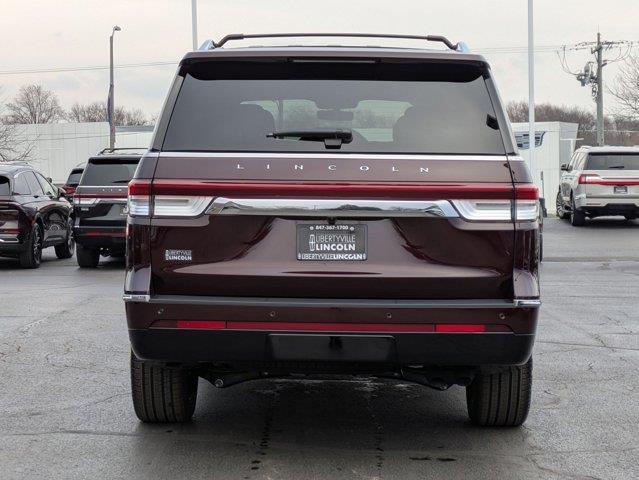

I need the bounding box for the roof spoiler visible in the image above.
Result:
[97,147,148,155]
[200,33,466,52]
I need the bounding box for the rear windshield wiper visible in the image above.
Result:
[267,129,352,149]
[608,165,625,169]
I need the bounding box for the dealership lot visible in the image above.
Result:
[0,218,637,480]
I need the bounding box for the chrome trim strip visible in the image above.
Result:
[514,299,542,307]
[123,294,150,303]
[0,237,20,243]
[159,152,510,162]
[207,198,459,218]
[141,295,539,309]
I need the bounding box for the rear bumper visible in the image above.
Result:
[74,226,126,248]
[126,295,539,367]
[576,196,639,211]
[0,234,27,254]
[129,328,535,366]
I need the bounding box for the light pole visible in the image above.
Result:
[191,0,198,50]
[527,0,535,182]
[109,25,121,151]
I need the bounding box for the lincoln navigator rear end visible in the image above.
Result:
[125,34,540,426]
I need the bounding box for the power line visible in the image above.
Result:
[0,44,590,76]
[0,61,176,76]
[558,34,635,145]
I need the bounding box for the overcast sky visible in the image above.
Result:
[2,0,639,119]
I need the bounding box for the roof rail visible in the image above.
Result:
[98,147,147,155]
[0,160,31,167]
[207,33,461,51]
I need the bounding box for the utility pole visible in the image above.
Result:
[563,33,631,147]
[108,26,121,151]
[191,0,198,50]
[595,33,604,146]
[527,0,535,179]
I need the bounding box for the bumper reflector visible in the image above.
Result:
[158,321,510,333]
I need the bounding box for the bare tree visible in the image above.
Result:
[66,102,106,123]
[506,101,596,128]
[609,54,639,119]
[65,102,151,126]
[5,84,63,124]
[0,87,34,162]
[506,100,639,147]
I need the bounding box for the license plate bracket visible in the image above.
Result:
[614,185,628,194]
[297,224,367,261]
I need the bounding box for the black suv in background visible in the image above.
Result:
[74,149,144,268]
[0,162,74,268]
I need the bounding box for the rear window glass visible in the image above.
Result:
[587,154,639,170]
[162,61,505,155]
[0,176,9,195]
[80,159,139,186]
[66,170,83,185]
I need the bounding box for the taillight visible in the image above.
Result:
[127,179,213,218]
[73,196,98,206]
[127,179,151,217]
[451,184,539,221]
[579,174,601,184]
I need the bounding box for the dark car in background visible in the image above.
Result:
[61,162,86,197]
[0,162,74,268]
[125,33,540,427]
[73,149,144,268]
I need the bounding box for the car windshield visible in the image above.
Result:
[162,61,506,155]
[587,154,639,170]
[80,159,139,186]
[0,176,9,195]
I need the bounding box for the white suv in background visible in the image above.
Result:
[556,146,639,226]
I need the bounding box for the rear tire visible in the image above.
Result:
[130,351,198,423]
[19,224,43,269]
[556,192,569,220]
[570,196,586,226]
[76,244,99,268]
[466,358,532,427]
[55,221,75,259]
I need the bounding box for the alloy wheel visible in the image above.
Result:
[33,227,42,263]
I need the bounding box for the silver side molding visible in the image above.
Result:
[207,198,459,218]
[123,294,150,303]
[514,299,542,308]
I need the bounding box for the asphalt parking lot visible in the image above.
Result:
[1,218,638,480]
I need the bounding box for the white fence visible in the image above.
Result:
[10,122,153,184]
[512,122,579,214]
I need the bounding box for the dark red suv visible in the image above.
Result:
[0,162,74,268]
[125,34,540,426]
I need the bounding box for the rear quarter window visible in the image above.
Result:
[80,159,139,186]
[0,176,10,195]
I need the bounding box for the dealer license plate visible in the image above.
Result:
[296,224,367,261]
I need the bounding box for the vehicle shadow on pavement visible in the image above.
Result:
[574,217,638,228]
[130,378,533,479]
[0,254,125,270]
